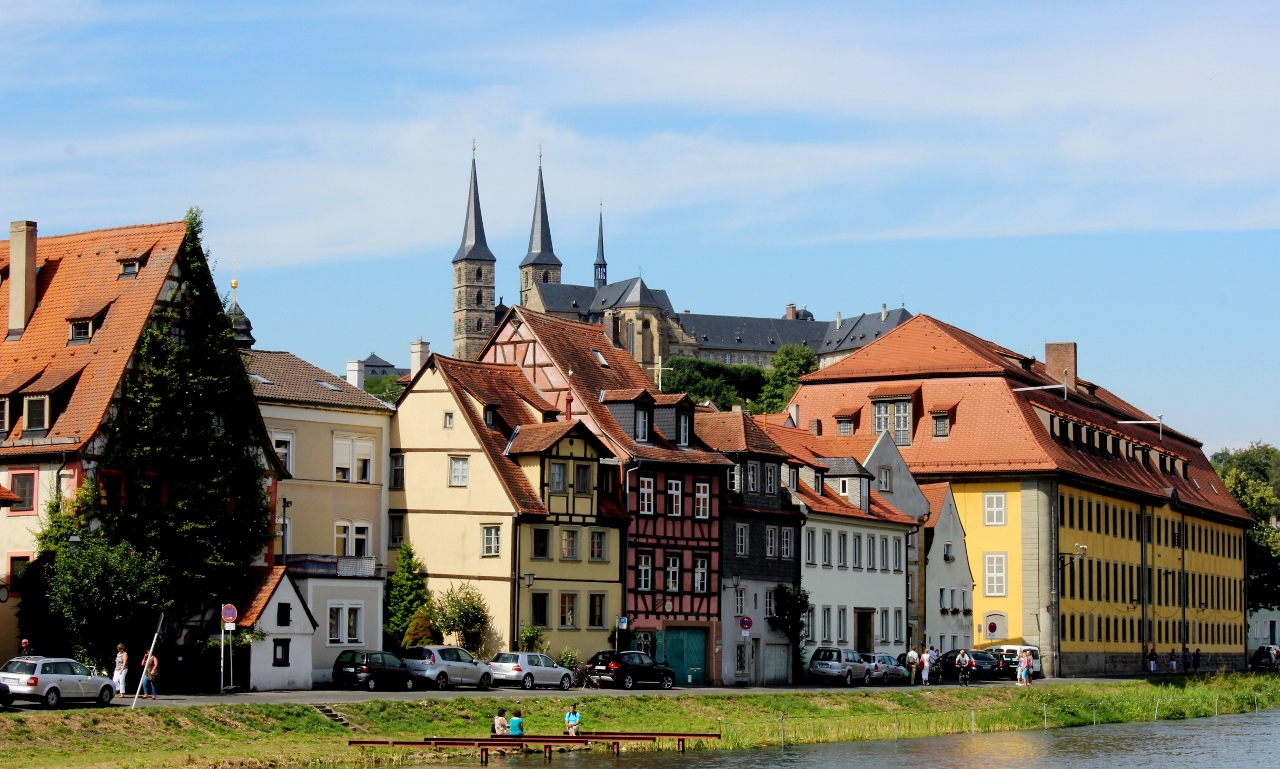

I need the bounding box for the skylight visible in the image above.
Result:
[249,374,274,385]
[590,349,610,367]
[316,380,341,391]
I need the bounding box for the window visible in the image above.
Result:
[822,607,832,642]
[532,593,550,627]
[120,260,139,276]
[806,608,815,641]
[637,554,653,591]
[678,414,690,446]
[665,556,680,592]
[780,528,793,558]
[444,411,455,429]
[878,467,892,492]
[837,607,848,642]
[532,528,551,559]
[838,419,852,436]
[821,530,832,566]
[765,464,776,493]
[805,528,817,565]
[589,530,607,561]
[328,604,363,644]
[893,538,902,572]
[873,402,890,434]
[694,482,710,518]
[747,462,759,492]
[851,534,862,567]
[575,463,592,494]
[561,528,579,560]
[354,439,373,483]
[559,593,577,627]
[933,414,950,437]
[837,532,848,567]
[894,609,904,643]
[985,553,1007,596]
[815,473,824,494]
[390,454,404,489]
[635,410,650,442]
[765,589,775,616]
[450,456,469,486]
[273,435,293,473]
[734,587,745,616]
[0,400,6,432]
[984,492,1007,526]
[25,397,48,432]
[589,594,606,627]
[943,541,954,561]
[389,513,405,546]
[639,477,655,514]
[335,522,350,555]
[9,473,35,512]
[482,525,501,556]
[880,608,889,643]
[484,406,496,427]
[550,462,566,492]
[353,525,369,557]
[765,526,778,557]
[839,478,850,496]
[9,555,31,585]
[667,479,683,516]
[736,523,749,556]
[893,401,911,445]
[939,587,947,609]
[590,348,610,367]
[867,535,876,570]
[273,638,291,667]
[789,466,799,489]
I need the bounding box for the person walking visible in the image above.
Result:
[509,709,525,737]
[1147,650,1157,675]
[1024,651,1036,686]
[906,647,920,686]
[18,639,35,657]
[112,644,128,697]
[493,708,510,736]
[1016,650,1028,686]
[1167,648,1177,675]
[565,704,581,736]
[1193,648,1202,674]
[1181,648,1192,675]
[920,647,932,686]
[141,652,159,699]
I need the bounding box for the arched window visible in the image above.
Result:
[542,271,549,283]
[475,290,483,306]
[476,318,484,332]
[475,267,482,281]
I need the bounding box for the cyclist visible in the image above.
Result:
[955,648,972,687]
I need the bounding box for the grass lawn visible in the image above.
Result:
[3,674,1279,768]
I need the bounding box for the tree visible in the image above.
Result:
[364,374,404,403]
[765,582,811,683]
[661,357,765,411]
[385,539,429,647]
[402,603,442,648]
[436,583,492,653]
[754,343,816,413]
[1214,444,1280,611]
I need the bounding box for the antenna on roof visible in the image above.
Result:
[1117,414,1165,441]
[1012,369,1070,401]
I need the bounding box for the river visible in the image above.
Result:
[440,707,1279,768]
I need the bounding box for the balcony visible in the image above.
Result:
[277,554,381,578]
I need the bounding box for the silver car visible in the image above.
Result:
[401,646,493,690]
[866,653,909,685]
[809,647,872,686]
[1,657,115,708]
[489,652,574,690]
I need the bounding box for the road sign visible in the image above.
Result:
[222,604,238,623]
[988,621,997,634]
[617,617,628,630]
[224,622,236,631]
[739,616,753,631]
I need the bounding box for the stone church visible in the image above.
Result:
[451,160,910,378]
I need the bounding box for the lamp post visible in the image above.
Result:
[67,535,82,554]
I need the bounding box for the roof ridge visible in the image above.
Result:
[0,220,185,242]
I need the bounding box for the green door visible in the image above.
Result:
[664,628,707,686]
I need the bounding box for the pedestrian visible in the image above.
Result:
[509,709,525,737]
[18,638,35,657]
[906,647,919,686]
[1193,648,1202,674]
[1181,647,1192,675]
[1017,650,1028,686]
[920,647,932,686]
[1167,648,1177,675]
[1025,651,1035,686]
[1147,650,1157,675]
[493,708,510,736]
[141,651,159,699]
[112,644,128,696]
[565,704,581,736]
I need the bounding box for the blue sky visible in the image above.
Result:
[3,0,1279,451]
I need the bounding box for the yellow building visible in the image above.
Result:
[791,316,1251,676]
[391,353,622,657]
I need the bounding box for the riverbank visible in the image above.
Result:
[2,675,1279,769]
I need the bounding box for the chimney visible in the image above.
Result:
[788,403,800,428]
[7,220,37,339]
[731,404,743,413]
[835,312,842,330]
[809,418,822,437]
[880,303,887,322]
[410,337,429,377]
[784,303,797,320]
[1045,342,1077,392]
[346,360,364,390]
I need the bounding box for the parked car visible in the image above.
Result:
[586,650,676,690]
[986,645,1042,679]
[939,649,1004,681]
[0,657,114,708]
[331,650,415,691]
[0,680,10,708]
[400,646,493,690]
[489,652,573,690]
[866,653,909,684]
[808,647,856,685]
[1250,645,1280,672]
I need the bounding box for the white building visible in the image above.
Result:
[1250,609,1280,651]
[919,483,976,654]
[235,566,317,690]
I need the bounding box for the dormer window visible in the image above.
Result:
[484,406,496,427]
[119,260,139,278]
[635,409,650,442]
[815,473,824,495]
[933,414,950,437]
[678,413,690,446]
[837,419,852,436]
[0,400,7,432]
[24,396,49,432]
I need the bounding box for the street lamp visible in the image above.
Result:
[523,573,535,588]
[67,535,82,554]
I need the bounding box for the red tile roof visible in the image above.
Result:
[506,420,611,459]
[236,566,317,629]
[917,482,951,529]
[600,388,651,403]
[0,483,18,505]
[789,315,1248,524]
[244,350,393,413]
[695,410,789,457]
[753,417,879,467]
[0,222,188,459]
[790,479,917,525]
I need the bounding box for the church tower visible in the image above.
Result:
[452,158,496,361]
[594,210,607,289]
[518,165,562,305]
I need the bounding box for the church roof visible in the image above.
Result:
[520,166,561,268]
[677,313,827,353]
[227,299,256,348]
[595,212,606,266]
[531,276,675,316]
[453,159,496,264]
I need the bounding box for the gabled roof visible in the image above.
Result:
[453,159,496,263]
[818,307,913,355]
[917,482,952,529]
[362,353,395,368]
[677,313,828,353]
[244,350,394,413]
[534,277,676,317]
[695,410,789,458]
[0,483,18,505]
[520,166,560,268]
[753,416,879,467]
[236,566,318,630]
[505,420,612,458]
[791,479,916,525]
[0,221,189,458]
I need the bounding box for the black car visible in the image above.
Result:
[939,650,1004,681]
[332,650,415,691]
[0,681,10,708]
[1251,646,1279,672]
[586,650,676,690]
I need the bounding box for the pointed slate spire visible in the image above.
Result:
[594,210,607,289]
[453,159,496,263]
[519,166,561,267]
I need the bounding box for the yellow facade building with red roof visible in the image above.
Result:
[787,315,1250,676]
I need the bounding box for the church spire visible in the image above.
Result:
[594,209,607,289]
[453,158,495,263]
[519,165,561,268]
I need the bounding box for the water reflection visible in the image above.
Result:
[434,707,1278,768]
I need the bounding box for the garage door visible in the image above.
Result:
[665,628,707,685]
[764,644,790,685]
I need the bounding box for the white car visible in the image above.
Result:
[489,652,574,690]
[1,657,115,708]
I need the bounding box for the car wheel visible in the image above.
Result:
[366,677,377,692]
[44,688,61,709]
[845,671,854,687]
[622,675,635,690]
[560,675,572,691]
[521,674,535,690]
[478,674,492,691]
[661,675,674,690]
[97,686,114,707]
[864,670,872,685]
[435,673,449,691]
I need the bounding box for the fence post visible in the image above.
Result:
[1215,696,1219,717]
[894,713,899,741]
[1043,703,1048,730]
[1153,699,1159,721]
[1092,703,1097,726]
[1255,695,1259,714]
[780,713,785,748]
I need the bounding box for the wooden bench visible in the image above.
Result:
[351,731,715,764]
